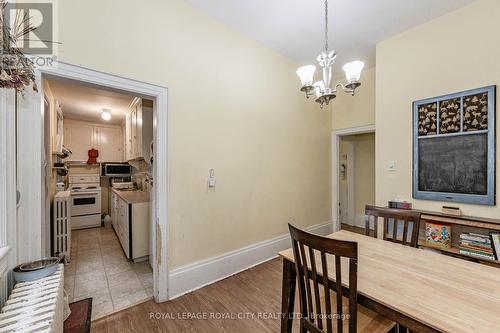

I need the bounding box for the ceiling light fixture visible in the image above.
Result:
[296,0,364,108]
[101,108,112,121]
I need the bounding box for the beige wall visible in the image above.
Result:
[376,0,500,217]
[55,0,331,268]
[339,133,375,226]
[331,67,376,130]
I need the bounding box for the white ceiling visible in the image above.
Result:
[46,77,136,125]
[184,0,475,71]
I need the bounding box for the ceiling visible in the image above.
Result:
[184,0,475,71]
[46,76,136,125]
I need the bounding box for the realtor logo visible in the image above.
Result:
[3,2,53,55]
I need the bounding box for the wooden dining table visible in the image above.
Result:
[279,230,500,333]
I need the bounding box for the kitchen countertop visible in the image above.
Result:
[111,187,150,204]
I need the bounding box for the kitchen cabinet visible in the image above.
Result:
[94,126,123,162]
[64,119,123,162]
[109,189,150,261]
[125,98,153,161]
[64,121,94,161]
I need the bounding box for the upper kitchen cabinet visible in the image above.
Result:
[125,98,153,162]
[95,126,123,162]
[64,119,123,162]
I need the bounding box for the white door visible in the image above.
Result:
[95,126,123,162]
[339,140,355,226]
[64,122,94,161]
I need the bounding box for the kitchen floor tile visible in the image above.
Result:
[112,289,149,312]
[131,261,152,274]
[137,272,153,288]
[75,268,106,285]
[104,261,132,276]
[92,299,114,320]
[74,278,109,298]
[65,227,153,321]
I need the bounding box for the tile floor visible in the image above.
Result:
[64,227,153,320]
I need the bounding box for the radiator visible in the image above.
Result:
[53,191,72,262]
[0,265,64,333]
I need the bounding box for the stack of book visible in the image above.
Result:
[459,233,495,260]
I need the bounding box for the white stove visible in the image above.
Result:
[68,174,102,230]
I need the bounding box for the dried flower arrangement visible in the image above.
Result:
[0,0,38,91]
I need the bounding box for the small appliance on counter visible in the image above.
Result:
[111,179,135,191]
[102,163,132,177]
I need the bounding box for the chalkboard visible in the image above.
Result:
[418,134,487,195]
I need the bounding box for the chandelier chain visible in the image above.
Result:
[324,0,328,52]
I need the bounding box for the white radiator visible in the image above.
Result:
[53,191,72,262]
[0,265,64,333]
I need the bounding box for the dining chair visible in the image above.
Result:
[288,224,396,333]
[364,205,422,248]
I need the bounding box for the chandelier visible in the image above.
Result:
[296,0,364,108]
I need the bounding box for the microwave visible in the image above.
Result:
[102,163,132,177]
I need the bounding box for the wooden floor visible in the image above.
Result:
[91,258,299,332]
[92,226,368,332]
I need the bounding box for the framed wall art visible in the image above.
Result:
[412,85,496,205]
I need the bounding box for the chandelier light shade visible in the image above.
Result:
[297,0,364,108]
[296,65,316,87]
[343,60,365,85]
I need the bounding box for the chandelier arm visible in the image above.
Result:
[332,82,344,93]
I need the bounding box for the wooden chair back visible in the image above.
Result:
[364,205,421,247]
[288,223,358,333]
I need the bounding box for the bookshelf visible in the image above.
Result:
[417,210,500,267]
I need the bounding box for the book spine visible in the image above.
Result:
[459,241,493,251]
[459,249,495,260]
[460,234,491,244]
[459,244,493,253]
[490,234,500,260]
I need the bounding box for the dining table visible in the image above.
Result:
[279,230,500,333]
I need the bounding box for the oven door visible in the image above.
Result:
[71,191,102,216]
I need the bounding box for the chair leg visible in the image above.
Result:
[387,325,398,333]
[300,320,307,333]
[397,324,411,333]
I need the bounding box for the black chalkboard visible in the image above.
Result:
[418,133,488,195]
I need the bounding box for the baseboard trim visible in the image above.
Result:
[168,221,333,299]
[355,214,366,229]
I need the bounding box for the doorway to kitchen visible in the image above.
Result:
[13,62,169,319]
[43,76,157,319]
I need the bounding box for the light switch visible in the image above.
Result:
[208,169,216,188]
[388,160,396,172]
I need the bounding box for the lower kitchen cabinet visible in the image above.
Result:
[109,190,150,261]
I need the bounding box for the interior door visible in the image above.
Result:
[339,140,355,226]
